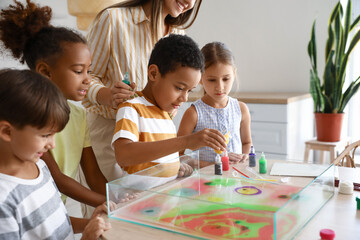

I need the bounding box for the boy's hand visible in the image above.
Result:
[118,192,139,203]
[80,216,111,240]
[187,128,227,152]
[110,81,136,108]
[81,202,112,240]
[177,162,193,178]
[229,152,248,164]
[91,202,108,218]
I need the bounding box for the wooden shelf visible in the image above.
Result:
[188,92,311,104]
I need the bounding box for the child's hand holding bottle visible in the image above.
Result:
[213,131,230,154]
[187,128,227,153]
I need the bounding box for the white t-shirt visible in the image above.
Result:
[0,160,74,239]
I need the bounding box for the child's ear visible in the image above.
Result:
[148,64,160,82]
[0,121,13,142]
[36,62,52,79]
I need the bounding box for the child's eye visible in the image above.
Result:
[87,70,92,74]
[42,134,51,138]
[176,86,183,91]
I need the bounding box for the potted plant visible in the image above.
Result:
[308,0,360,142]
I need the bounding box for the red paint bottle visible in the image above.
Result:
[221,151,229,171]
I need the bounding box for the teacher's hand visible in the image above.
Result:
[111,81,137,109]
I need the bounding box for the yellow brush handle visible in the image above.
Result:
[253,179,277,182]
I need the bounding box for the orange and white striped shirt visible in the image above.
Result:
[112,92,180,177]
[83,6,185,120]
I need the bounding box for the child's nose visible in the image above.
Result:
[179,91,188,102]
[46,135,56,150]
[216,81,224,90]
[83,73,91,85]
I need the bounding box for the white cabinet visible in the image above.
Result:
[247,96,313,160]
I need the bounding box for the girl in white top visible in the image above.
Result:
[178,42,253,166]
[83,0,203,181]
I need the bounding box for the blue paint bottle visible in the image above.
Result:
[249,146,256,167]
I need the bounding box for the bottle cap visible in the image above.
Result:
[122,72,130,85]
[250,146,255,154]
[222,150,228,157]
[320,229,335,240]
[338,180,354,195]
[215,154,221,163]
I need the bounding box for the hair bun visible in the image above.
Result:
[0,0,52,60]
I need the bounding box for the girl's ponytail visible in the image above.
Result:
[0,0,52,63]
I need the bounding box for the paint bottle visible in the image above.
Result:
[259,152,267,174]
[215,154,223,175]
[221,151,229,171]
[249,145,256,167]
[122,72,130,85]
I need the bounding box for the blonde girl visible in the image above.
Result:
[178,42,252,165]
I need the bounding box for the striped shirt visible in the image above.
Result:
[193,97,242,162]
[0,160,74,240]
[112,92,180,177]
[83,5,185,120]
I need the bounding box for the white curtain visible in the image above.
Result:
[346,0,360,142]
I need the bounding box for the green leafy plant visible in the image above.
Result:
[308,0,360,113]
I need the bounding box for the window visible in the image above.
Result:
[346,0,360,143]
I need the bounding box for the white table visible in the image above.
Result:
[101,161,360,240]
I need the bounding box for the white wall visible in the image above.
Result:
[187,0,338,92]
[1,0,338,93]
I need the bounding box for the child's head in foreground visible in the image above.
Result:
[0,0,91,101]
[144,34,204,112]
[200,42,236,97]
[0,69,69,162]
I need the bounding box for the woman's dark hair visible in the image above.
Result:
[0,0,86,70]
[0,69,69,130]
